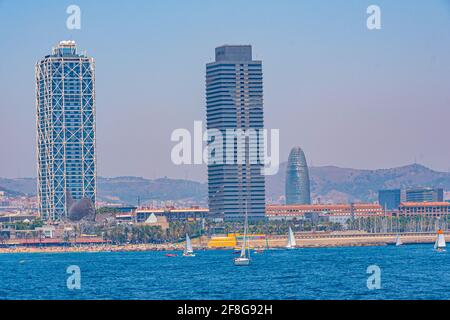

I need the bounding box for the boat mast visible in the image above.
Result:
[245,200,249,258]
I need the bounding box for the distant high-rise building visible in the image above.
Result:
[36,41,96,221]
[206,45,266,221]
[378,189,401,210]
[285,147,311,205]
[405,188,444,203]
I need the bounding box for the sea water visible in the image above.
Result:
[0,244,449,300]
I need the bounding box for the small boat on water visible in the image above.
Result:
[182,233,195,257]
[165,253,177,257]
[234,202,251,266]
[234,248,250,266]
[286,226,297,249]
[395,234,403,246]
[434,230,446,252]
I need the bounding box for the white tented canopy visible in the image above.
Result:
[144,213,158,224]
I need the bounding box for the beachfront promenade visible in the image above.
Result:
[263,232,438,248]
[0,232,440,254]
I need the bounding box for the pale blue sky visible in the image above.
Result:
[1,0,450,180]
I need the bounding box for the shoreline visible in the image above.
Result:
[0,233,438,254]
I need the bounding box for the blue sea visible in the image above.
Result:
[1,244,449,300]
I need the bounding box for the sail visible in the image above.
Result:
[185,234,193,253]
[437,233,446,248]
[240,204,249,258]
[395,234,402,246]
[287,227,296,248]
[240,236,247,258]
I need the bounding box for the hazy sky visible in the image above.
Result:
[1,0,450,181]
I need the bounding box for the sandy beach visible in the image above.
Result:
[0,243,184,254]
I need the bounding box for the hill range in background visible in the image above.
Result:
[267,163,450,203]
[97,176,207,204]
[0,176,207,205]
[1,164,449,205]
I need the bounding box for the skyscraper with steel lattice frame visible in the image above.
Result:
[206,45,266,221]
[285,147,311,205]
[36,41,96,221]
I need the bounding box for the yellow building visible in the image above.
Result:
[207,234,237,248]
[207,233,266,248]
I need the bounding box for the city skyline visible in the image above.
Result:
[1,1,450,181]
[2,0,450,304]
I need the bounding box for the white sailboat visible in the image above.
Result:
[395,234,403,246]
[234,203,250,266]
[434,230,446,252]
[183,233,195,257]
[286,226,297,249]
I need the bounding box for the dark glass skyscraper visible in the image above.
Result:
[36,41,96,221]
[285,147,311,205]
[206,45,266,221]
[378,189,401,210]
